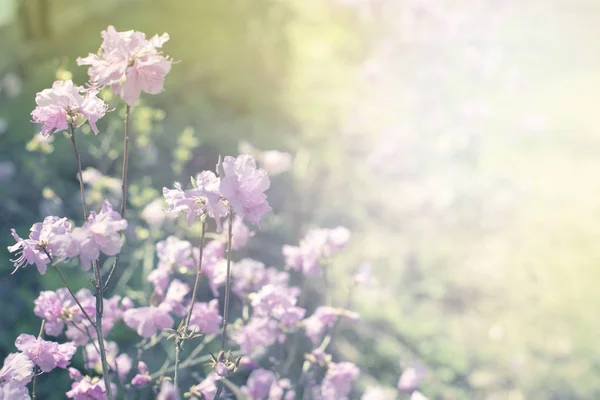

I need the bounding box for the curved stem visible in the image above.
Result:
[104,105,132,291]
[92,260,113,399]
[69,125,88,220]
[184,219,207,327]
[31,321,45,400]
[120,105,131,218]
[220,211,234,350]
[44,249,94,327]
[215,211,234,400]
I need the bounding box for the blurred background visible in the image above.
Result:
[1,0,600,399]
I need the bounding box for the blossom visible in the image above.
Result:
[159,279,190,317]
[34,288,82,336]
[156,236,193,270]
[233,318,279,356]
[123,306,174,338]
[15,334,76,373]
[29,216,78,262]
[397,364,427,392]
[231,259,289,298]
[185,171,229,230]
[163,171,228,228]
[320,362,360,400]
[157,379,179,400]
[303,307,359,344]
[242,369,276,400]
[131,361,151,387]
[219,154,271,225]
[249,284,305,329]
[189,374,218,400]
[269,379,295,400]
[283,227,351,276]
[7,229,49,274]
[0,353,33,386]
[191,241,226,296]
[71,200,127,270]
[31,80,107,136]
[0,383,30,400]
[84,342,132,381]
[66,370,113,400]
[77,26,172,106]
[188,299,222,335]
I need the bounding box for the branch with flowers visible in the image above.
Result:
[1,25,429,400]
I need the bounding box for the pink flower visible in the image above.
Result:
[242,369,276,400]
[0,383,30,400]
[189,374,218,400]
[66,370,114,400]
[163,171,228,229]
[157,379,179,400]
[397,364,427,392]
[233,318,279,356]
[0,353,34,386]
[219,154,271,225]
[30,216,78,262]
[185,171,229,230]
[156,236,193,270]
[72,200,127,270]
[31,80,108,136]
[320,362,360,400]
[188,299,222,335]
[231,259,289,298]
[7,229,49,274]
[77,26,172,106]
[131,361,151,387]
[303,307,359,344]
[14,334,76,373]
[283,227,351,276]
[123,306,174,338]
[249,284,305,329]
[34,288,82,336]
[160,279,190,317]
[84,341,132,381]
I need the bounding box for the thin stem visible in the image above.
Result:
[174,340,182,390]
[69,125,88,220]
[184,219,207,327]
[173,219,207,390]
[220,211,234,349]
[92,261,113,399]
[70,322,100,354]
[120,105,131,218]
[104,105,132,291]
[31,321,45,400]
[215,211,234,400]
[45,252,94,327]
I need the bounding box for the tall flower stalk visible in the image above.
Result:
[69,126,113,399]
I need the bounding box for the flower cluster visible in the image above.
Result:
[8,200,127,274]
[283,226,351,276]
[5,23,437,400]
[164,154,271,227]
[77,25,172,105]
[31,80,108,137]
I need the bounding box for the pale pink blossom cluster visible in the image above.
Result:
[31,80,107,137]
[163,154,271,227]
[77,25,172,105]
[8,200,127,274]
[283,226,351,276]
